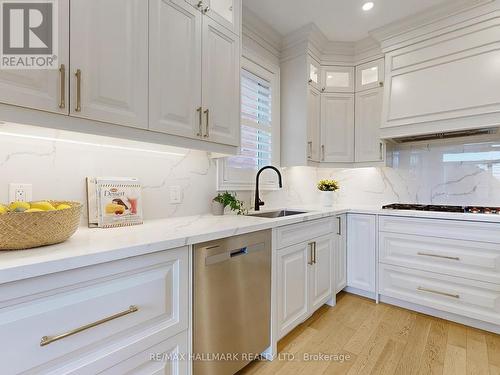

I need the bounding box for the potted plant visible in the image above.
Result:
[212,192,247,216]
[317,179,339,207]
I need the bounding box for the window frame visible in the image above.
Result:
[217,53,280,191]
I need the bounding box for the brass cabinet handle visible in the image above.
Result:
[417,252,460,261]
[40,305,138,347]
[307,141,313,159]
[196,107,203,136]
[337,216,341,235]
[204,6,210,13]
[313,242,317,264]
[196,0,203,8]
[308,242,314,265]
[321,145,325,161]
[379,142,384,160]
[203,108,209,138]
[74,69,82,112]
[379,81,384,87]
[58,64,65,109]
[321,87,325,92]
[417,287,459,299]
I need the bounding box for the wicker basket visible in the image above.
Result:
[0,201,82,250]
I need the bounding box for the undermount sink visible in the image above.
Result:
[247,210,308,218]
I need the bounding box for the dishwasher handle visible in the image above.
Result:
[230,247,248,257]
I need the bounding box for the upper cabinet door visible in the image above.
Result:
[356,58,384,92]
[320,66,354,93]
[307,87,321,162]
[320,93,355,163]
[149,0,202,139]
[355,87,384,163]
[308,57,321,91]
[0,0,69,114]
[185,0,240,35]
[202,17,240,146]
[70,0,148,129]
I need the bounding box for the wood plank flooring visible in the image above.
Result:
[239,292,500,375]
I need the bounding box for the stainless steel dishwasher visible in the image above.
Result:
[193,230,271,375]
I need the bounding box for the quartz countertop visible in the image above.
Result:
[2,205,500,284]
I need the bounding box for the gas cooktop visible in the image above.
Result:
[382,204,500,214]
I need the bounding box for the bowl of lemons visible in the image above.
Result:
[0,201,82,250]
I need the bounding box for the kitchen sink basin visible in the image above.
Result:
[247,210,308,218]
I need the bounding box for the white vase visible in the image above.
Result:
[211,201,225,215]
[319,191,335,207]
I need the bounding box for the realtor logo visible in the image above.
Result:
[0,0,58,69]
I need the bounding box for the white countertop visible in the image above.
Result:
[2,205,500,284]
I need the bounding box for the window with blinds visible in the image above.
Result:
[227,68,272,170]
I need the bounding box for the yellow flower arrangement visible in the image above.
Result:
[317,179,339,192]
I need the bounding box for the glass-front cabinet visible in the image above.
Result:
[186,0,241,36]
[355,58,384,92]
[308,56,321,91]
[320,66,354,93]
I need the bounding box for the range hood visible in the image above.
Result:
[390,128,499,144]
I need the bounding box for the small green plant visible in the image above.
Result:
[317,179,339,192]
[213,191,247,215]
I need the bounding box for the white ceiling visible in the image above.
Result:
[243,0,451,42]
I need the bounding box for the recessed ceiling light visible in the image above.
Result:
[362,2,374,11]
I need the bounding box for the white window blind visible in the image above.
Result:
[228,68,272,170]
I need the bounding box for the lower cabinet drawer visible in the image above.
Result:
[379,264,500,326]
[99,331,188,375]
[379,232,500,284]
[275,217,335,249]
[0,247,188,375]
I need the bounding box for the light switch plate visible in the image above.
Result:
[169,185,182,204]
[9,183,32,203]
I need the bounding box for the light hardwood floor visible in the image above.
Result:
[239,292,500,375]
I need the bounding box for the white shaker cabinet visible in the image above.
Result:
[70,0,148,129]
[355,59,384,92]
[307,87,321,162]
[201,17,240,146]
[347,214,376,296]
[276,218,335,339]
[186,0,241,36]
[149,0,203,139]
[320,66,354,93]
[277,242,310,339]
[355,87,384,163]
[320,93,355,162]
[334,215,347,294]
[0,0,69,114]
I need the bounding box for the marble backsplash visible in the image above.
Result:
[1,122,500,222]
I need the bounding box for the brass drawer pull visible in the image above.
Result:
[312,242,317,264]
[417,287,459,299]
[417,252,460,261]
[58,64,65,109]
[307,141,312,159]
[308,242,314,265]
[74,69,82,112]
[204,108,209,138]
[40,305,139,347]
[196,107,203,136]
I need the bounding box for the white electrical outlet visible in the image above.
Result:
[9,183,32,203]
[169,186,182,204]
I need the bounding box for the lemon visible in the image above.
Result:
[0,205,8,215]
[9,201,30,211]
[30,201,56,211]
[25,208,44,213]
[56,204,71,210]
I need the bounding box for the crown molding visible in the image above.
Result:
[242,6,283,60]
[370,0,496,51]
